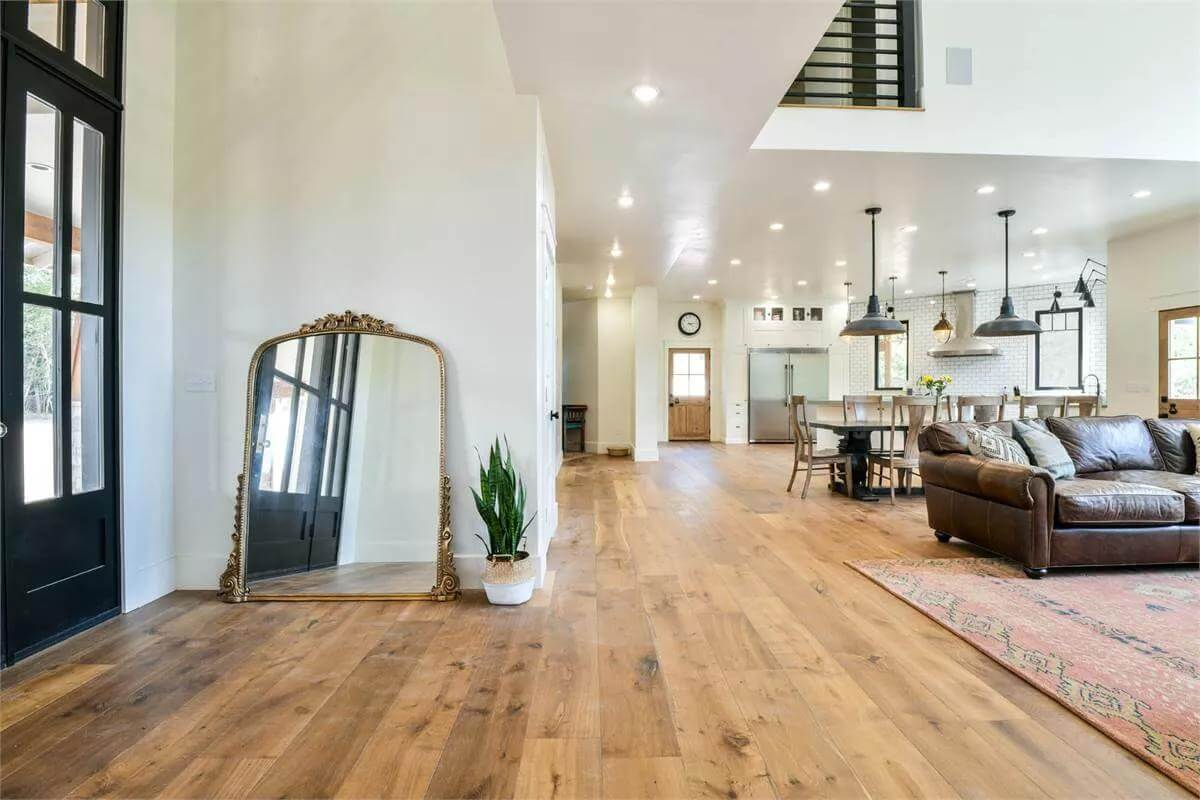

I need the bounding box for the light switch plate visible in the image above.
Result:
[185,372,216,393]
[946,47,973,85]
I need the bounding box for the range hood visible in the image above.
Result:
[927,291,1000,358]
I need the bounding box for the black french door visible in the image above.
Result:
[246,334,359,580]
[1,51,120,663]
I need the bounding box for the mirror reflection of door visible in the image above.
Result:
[247,334,358,580]
[668,348,711,441]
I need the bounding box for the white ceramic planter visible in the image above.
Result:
[482,552,535,606]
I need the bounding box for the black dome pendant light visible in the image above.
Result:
[974,209,1043,337]
[932,269,953,344]
[839,207,906,337]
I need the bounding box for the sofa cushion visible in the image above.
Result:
[1085,470,1200,521]
[919,421,1015,455]
[1145,418,1200,474]
[1046,415,1165,474]
[1053,479,1184,527]
[965,426,1030,465]
[1012,419,1075,479]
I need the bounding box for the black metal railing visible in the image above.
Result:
[782,0,920,108]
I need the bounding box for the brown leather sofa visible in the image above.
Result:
[918,415,1199,577]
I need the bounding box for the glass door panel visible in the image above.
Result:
[73,0,105,75]
[70,118,103,302]
[27,0,64,48]
[23,304,62,502]
[70,312,104,493]
[24,94,60,296]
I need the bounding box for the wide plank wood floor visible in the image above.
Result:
[0,443,1186,799]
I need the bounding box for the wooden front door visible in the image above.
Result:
[1159,306,1200,418]
[668,348,711,441]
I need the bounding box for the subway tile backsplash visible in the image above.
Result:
[846,281,1106,397]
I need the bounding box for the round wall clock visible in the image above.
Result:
[678,312,701,336]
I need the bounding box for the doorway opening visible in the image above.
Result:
[668,348,711,441]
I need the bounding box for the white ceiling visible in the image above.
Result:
[494,1,1200,305]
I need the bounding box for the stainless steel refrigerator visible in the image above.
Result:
[748,348,830,442]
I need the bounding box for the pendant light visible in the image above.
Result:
[839,281,854,344]
[1049,286,1063,314]
[932,270,953,344]
[887,275,898,318]
[839,208,906,337]
[974,209,1043,337]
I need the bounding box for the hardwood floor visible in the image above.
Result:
[0,443,1185,799]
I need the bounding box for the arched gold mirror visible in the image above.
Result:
[219,312,459,601]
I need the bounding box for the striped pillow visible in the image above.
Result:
[966,426,1030,466]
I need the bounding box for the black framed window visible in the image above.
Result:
[1035,308,1083,390]
[2,0,123,104]
[875,320,909,390]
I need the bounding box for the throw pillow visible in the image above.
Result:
[966,426,1030,466]
[1012,419,1076,479]
[1187,423,1200,476]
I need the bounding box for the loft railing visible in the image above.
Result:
[782,0,920,109]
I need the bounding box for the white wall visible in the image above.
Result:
[597,299,634,450]
[845,282,1107,398]
[755,0,1200,163]
[120,0,177,611]
[1107,216,1200,417]
[170,1,550,589]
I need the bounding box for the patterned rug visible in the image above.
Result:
[847,557,1200,793]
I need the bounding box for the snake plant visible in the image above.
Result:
[470,437,536,559]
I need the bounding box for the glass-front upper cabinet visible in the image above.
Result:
[2,0,122,102]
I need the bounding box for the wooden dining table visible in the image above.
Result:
[807,420,923,502]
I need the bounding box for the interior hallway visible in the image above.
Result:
[0,444,1184,799]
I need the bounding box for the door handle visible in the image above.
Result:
[550,410,560,420]
[1168,402,1178,415]
[0,421,7,439]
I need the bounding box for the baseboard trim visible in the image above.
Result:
[634,447,659,462]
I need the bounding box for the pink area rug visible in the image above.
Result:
[847,557,1200,793]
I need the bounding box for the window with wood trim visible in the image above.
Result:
[1160,306,1200,418]
[874,320,908,390]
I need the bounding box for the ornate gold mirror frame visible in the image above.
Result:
[218,311,460,602]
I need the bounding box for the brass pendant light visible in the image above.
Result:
[974,209,1043,337]
[839,207,906,337]
[932,269,953,344]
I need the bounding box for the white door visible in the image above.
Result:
[538,205,559,546]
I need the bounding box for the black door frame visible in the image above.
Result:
[1,1,124,665]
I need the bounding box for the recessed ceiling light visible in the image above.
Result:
[1131,189,1152,199]
[632,84,660,104]
[769,294,779,301]
[769,222,784,231]
[729,258,741,266]
[848,295,856,301]
[796,280,808,286]
[27,162,52,172]
[966,281,977,288]
[834,259,847,267]
[707,279,718,285]
[1032,263,1044,270]
[812,180,832,192]
[585,284,594,291]
[1023,250,1036,258]
[604,287,613,298]
[617,193,634,209]
[929,299,937,305]
[898,225,919,233]
[606,273,615,287]
[903,289,913,295]
[692,294,701,300]
[1032,227,1048,235]
[976,185,996,195]
[610,241,622,258]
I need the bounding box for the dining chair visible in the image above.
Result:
[843,394,886,456]
[1019,395,1068,419]
[867,395,937,505]
[956,394,1006,422]
[1065,395,1099,417]
[787,396,853,499]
